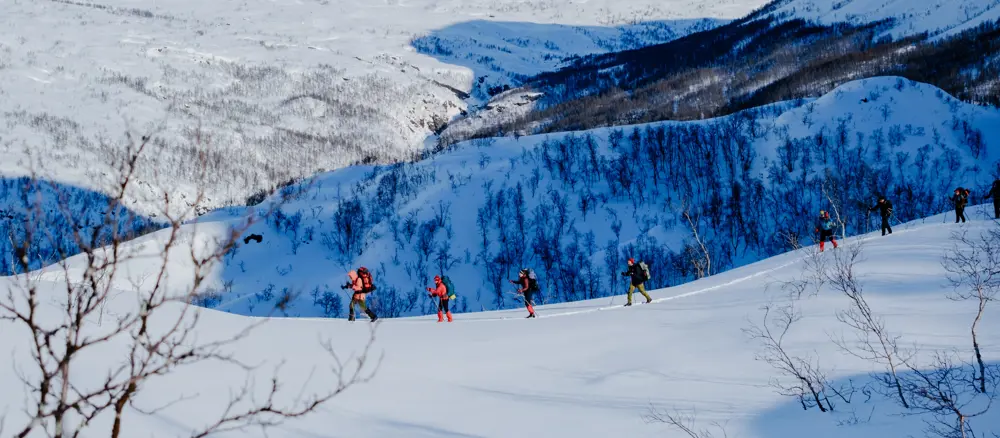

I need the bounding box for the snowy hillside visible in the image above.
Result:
[169,77,1000,319]
[760,0,1000,39]
[0,0,764,216]
[1,203,997,437]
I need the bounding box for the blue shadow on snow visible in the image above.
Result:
[0,177,162,275]
[750,361,1000,437]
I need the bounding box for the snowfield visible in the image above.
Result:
[0,0,766,215]
[1,205,997,437]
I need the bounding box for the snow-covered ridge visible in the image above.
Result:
[761,0,1000,39]
[96,77,998,319]
[0,0,766,216]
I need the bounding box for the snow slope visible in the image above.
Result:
[761,0,1000,39]
[1,204,997,437]
[174,77,1000,319]
[0,0,765,215]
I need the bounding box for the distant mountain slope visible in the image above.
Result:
[761,0,1000,38]
[446,8,1000,142]
[0,0,766,217]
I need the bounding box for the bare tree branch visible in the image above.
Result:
[942,228,1000,394]
[643,407,728,438]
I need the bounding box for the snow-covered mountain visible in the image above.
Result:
[760,0,1000,39]
[161,77,998,319]
[0,0,764,216]
[1,202,997,437]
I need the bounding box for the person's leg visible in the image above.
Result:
[444,298,453,322]
[348,298,357,320]
[626,284,635,305]
[363,299,377,321]
[956,208,961,223]
[524,291,535,317]
[831,235,838,248]
[994,201,1000,219]
[437,299,444,322]
[638,283,652,303]
[959,206,967,223]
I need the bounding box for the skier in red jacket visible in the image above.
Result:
[427,275,453,322]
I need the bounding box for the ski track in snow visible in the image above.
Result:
[349,214,943,324]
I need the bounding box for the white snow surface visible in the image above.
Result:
[1,205,998,437]
[763,0,1000,39]
[0,0,763,215]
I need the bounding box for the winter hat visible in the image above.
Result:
[628,258,635,264]
[434,275,441,282]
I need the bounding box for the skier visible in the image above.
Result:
[620,258,653,306]
[952,187,970,223]
[815,210,838,252]
[509,269,538,318]
[868,196,893,236]
[426,275,453,323]
[985,179,1000,219]
[341,268,378,322]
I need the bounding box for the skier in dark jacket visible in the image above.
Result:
[620,258,652,306]
[985,180,1000,219]
[509,269,537,318]
[868,196,893,236]
[815,210,838,252]
[953,187,970,223]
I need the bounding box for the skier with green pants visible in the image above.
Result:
[621,258,652,306]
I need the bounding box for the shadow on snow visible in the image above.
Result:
[750,361,1000,438]
[0,177,162,275]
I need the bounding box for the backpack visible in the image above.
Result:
[524,269,540,292]
[358,267,376,293]
[441,275,457,300]
[637,261,651,282]
[956,188,970,206]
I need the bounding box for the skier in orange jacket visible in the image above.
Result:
[427,275,453,322]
